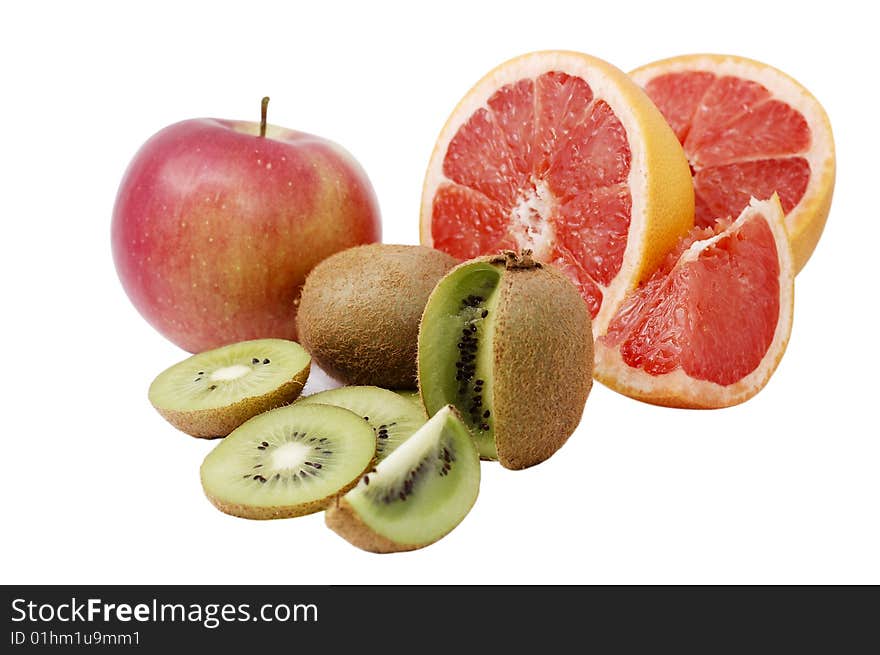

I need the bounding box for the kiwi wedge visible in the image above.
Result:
[325,405,480,553]
[201,403,376,519]
[298,386,425,461]
[149,339,311,438]
[418,251,593,470]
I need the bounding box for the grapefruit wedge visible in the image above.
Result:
[595,195,794,409]
[631,54,835,272]
[421,51,694,335]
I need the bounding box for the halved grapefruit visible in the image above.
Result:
[631,54,835,272]
[421,51,694,335]
[595,195,794,409]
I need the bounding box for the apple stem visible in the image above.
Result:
[260,97,270,138]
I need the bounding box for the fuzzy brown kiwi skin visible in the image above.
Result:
[325,497,432,553]
[296,244,458,389]
[203,460,367,521]
[490,253,593,469]
[153,365,310,438]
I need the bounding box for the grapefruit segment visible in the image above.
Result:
[554,184,631,286]
[487,78,536,176]
[443,108,526,207]
[546,100,631,197]
[632,54,835,271]
[534,71,595,177]
[431,184,509,260]
[595,196,794,409]
[642,71,714,141]
[694,157,810,224]
[422,51,694,336]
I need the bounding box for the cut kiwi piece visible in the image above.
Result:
[298,386,425,461]
[149,339,311,438]
[201,403,376,519]
[418,251,593,470]
[325,405,480,553]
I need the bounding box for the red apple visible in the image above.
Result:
[111,98,380,353]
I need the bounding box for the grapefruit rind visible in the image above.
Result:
[422,51,694,335]
[594,195,794,409]
[630,54,835,272]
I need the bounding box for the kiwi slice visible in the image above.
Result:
[201,403,376,519]
[298,386,425,461]
[394,390,427,416]
[418,251,593,469]
[149,339,310,438]
[325,405,480,553]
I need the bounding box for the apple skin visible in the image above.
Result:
[111,118,381,352]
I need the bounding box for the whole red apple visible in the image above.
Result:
[111,98,380,353]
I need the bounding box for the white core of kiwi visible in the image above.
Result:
[210,365,253,382]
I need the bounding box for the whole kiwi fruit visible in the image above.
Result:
[296,244,457,389]
[418,250,593,469]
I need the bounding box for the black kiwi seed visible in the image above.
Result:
[261,441,269,447]
[252,358,260,364]
[364,476,370,485]
[208,385,217,391]
[263,358,270,364]
[483,410,490,418]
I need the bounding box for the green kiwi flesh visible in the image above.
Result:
[297,386,425,461]
[149,339,311,438]
[325,405,480,553]
[394,390,427,416]
[201,403,376,519]
[418,263,501,459]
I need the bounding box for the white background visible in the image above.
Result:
[2,0,878,585]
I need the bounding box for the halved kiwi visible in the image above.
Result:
[325,405,480,553]
[201,403,376,519]
[297,386,425,461]
[418,251,593,469]
[149,339,310,438]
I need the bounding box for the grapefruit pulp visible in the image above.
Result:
[421,51,694,335]
[595,195,794,409]
[631,54,835,272]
